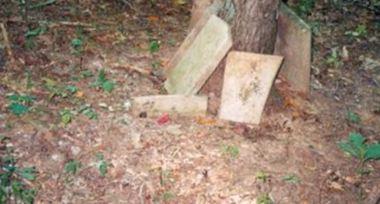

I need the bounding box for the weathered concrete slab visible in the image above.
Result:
[219,51,283,124]
[274,3,312,94]
[131,95,208,117]
[164,15,233,95]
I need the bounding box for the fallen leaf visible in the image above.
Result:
[196,117,216,126]
[157,113,170,125]
[147,15,159,22]
[330,181,344,191]
[75,91,84,98]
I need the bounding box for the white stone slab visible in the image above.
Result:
[219,51,283,124]
[164,15,232,95]
[131,95,208,117]
[274,3,312,94]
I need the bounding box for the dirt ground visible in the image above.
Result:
[0,1,379,203]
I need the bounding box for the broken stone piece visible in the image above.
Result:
[164,15,233,95]
[219,51,283,124]
[274,3,312,94]
[131,95,208,117]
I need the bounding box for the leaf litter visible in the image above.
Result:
[0,0,379,203]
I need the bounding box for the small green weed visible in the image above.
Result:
[256,171,269,183]
[282,174,301,184]
[24,22,48,50]
[149,40,160,53]
[71,26,86,55]
[59,109,74,125]
[292,0,315,16]
[162,191,175,202]
[326,48,342,68]
[7,93,35,116]
[221,144,240,159]
[256,193,274,204]
[160,169,175,186]
[79,105,98,120]
[64,160,81,175]
[95,153,107,177]
[92,69,115,93]
[345,25,367,38]
[80,70,94,78]
[71,38,84,55]
[347,111,361,124]
[0,142,37,204]
[338,132,380,165]
[43,78,78,100]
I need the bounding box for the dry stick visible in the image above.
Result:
[0,23,15,65]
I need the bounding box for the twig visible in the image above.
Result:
[49,21,94,28]
[0,23,15,65]
[6,19,116,28]
[111,63,151,76]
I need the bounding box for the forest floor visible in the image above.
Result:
[0,1,379,203]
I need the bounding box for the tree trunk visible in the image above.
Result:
[192,0,280,114]
[231,0,279,53]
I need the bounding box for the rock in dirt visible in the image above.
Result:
[164,14,232,95]
[274,3,312,94]
[219,51,283,124]
[131,95,208,117]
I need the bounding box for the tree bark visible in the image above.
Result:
[231,0,279,53]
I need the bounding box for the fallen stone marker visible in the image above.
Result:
[219,51,283,124]
[131,95,208,117]
[164,14,233,95]
[274,3,312,94]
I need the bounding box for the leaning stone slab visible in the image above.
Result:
[165,15,233,95]
[274,3,312,94]
[219,51,283,124]
[131,95,208,117]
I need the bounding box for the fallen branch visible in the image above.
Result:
[6,18,116,29]
[0,23,15,65]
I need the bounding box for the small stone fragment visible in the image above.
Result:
[131,95,208,117]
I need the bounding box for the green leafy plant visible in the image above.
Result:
[347,111,361,124]
[80,70,94,78]
[43,78,78,99]
[282,174,301,184]
[79,105,98,120]
[338,132,380,165]
[0,145,37,203]
[71,38,84,55]
[59,109,74,125]
[95,153,107,177]
[71,26,86,55]
[24,21,48,49]
[64,160,81,175]
[7,94,35,116]
[326,48,342,68]
[162,191,175,202]
[149,40,160,53]
[292,0,315,16]
[345,25,367,38]
[256,193,274,204]
[221,144,240,159]
[65,85,78,94]
[92,69,115,93]
[256,171,269,183]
